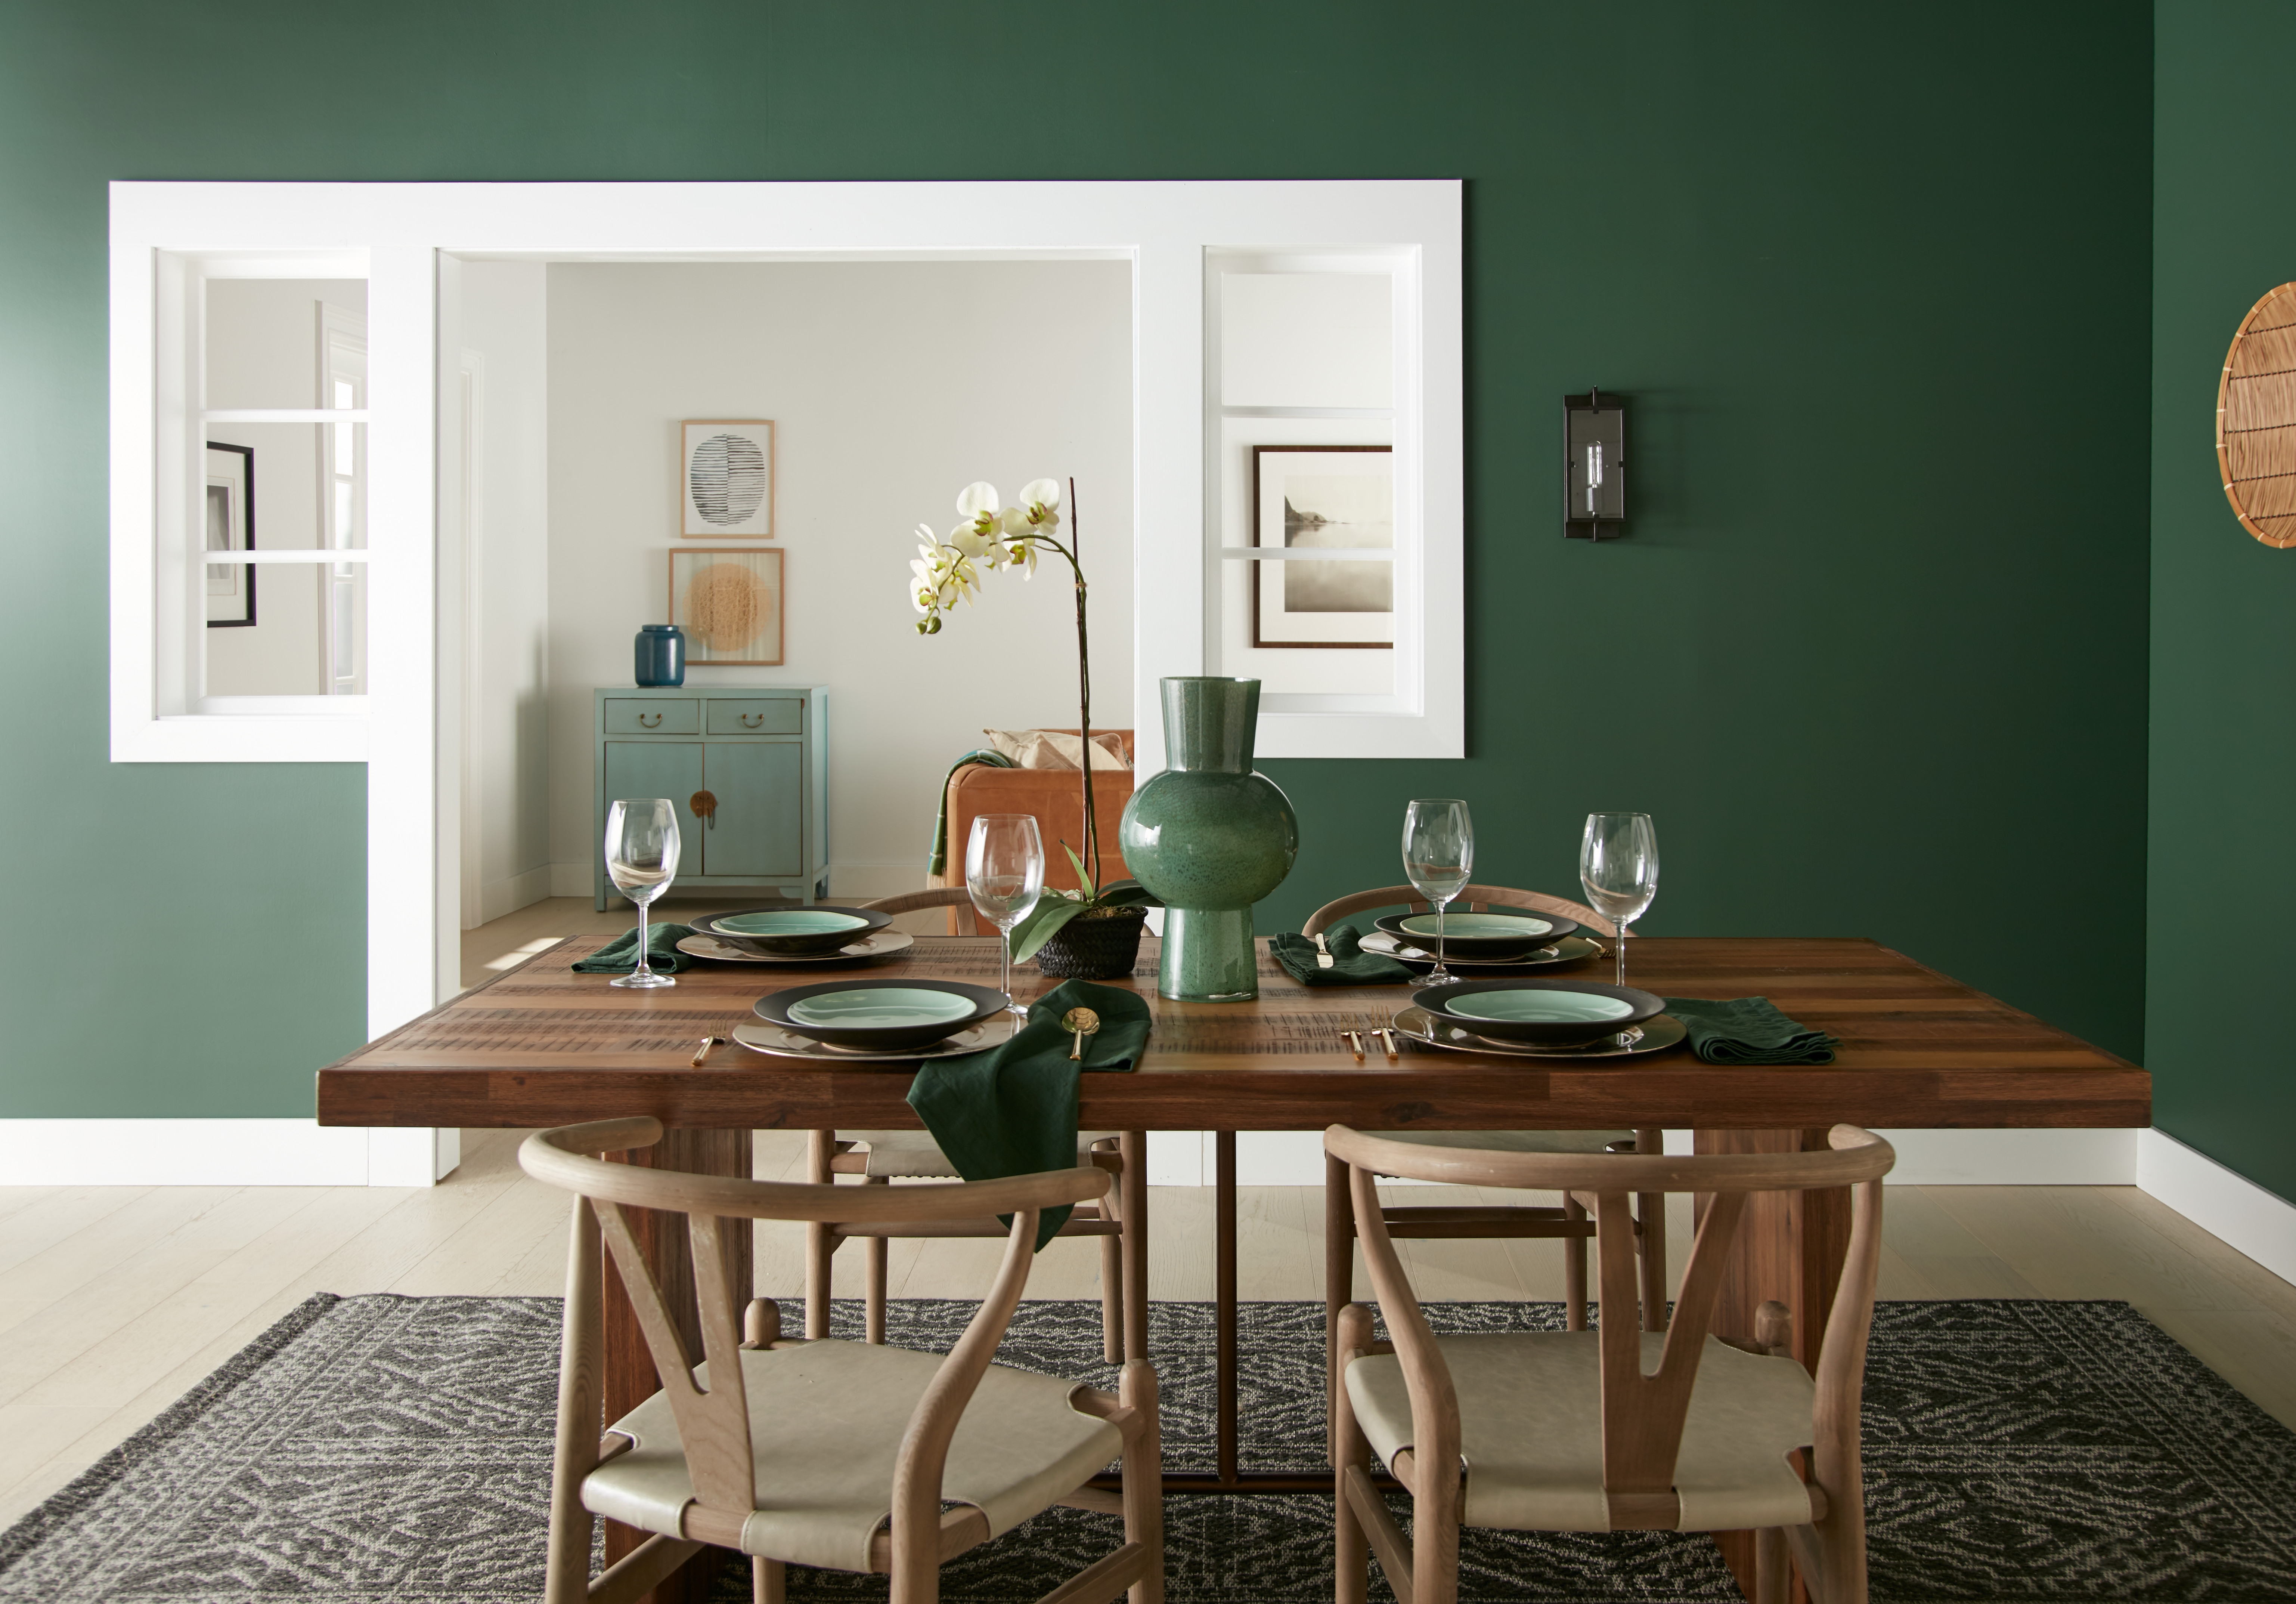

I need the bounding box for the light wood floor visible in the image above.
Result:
[3,896,2288,1533]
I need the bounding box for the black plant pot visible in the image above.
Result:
[1033,905,1150,980]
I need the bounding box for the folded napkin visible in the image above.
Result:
[571,922,698,974]
[1267,922,1418,987]
[1662,996,1840,1064]
[906,979,1151,1249]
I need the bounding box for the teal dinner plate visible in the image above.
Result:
[1417,979,1665,1045]
[1446,989,1635,1025]
[692,904,892,955]
[754,977,1009,1050]
[1373,906,1581,958]
[787,988,975,1029]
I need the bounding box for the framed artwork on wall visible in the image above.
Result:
[669,547,785,665]
[205,442,255,627]
[1251,444,1393,648]
[681,419,776,537]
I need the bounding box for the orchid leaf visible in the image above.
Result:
[1059,838,1094,893]
[1092,878,1161,909]
[1009,896,1090,962]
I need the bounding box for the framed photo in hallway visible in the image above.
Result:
[205,442,254,627]
[1251,444,1393,648]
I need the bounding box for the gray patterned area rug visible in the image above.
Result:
[1,1296,2291,1603]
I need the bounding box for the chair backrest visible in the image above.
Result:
[1302,883,1620,938]
[521,1118,1110,1534]
[862,886,975,916]
[1325,1124,1893,1532]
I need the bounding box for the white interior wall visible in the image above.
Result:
[458,262,553,923]
[202,278,366,696]
[543,260,1133,899]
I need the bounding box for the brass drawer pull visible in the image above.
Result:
[638,712,662,729]
[690,789,717,829]
[740,712,765,728]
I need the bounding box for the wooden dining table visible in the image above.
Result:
[315,931,2148,1602]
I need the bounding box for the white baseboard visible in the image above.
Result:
[545,862,916,902]
[0,1121,460,1187]
[479,866,553,925]
[2137,1128,2296,1285]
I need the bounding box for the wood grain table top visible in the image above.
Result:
[314,936,2149,1134]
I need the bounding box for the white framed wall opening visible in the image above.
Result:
[106,180,1465,1185]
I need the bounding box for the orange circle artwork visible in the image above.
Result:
[684,563,769,653]
[2216,282,2296,549]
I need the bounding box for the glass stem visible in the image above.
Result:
[1614,919,1628,986]
[1436,899,1448,977]
[633,899,653,982]
[1001,921,1015,1005]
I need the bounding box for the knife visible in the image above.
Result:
[1313,931,1335,968]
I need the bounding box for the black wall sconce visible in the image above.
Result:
[1564,389,1626,540]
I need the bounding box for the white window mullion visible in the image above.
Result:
[365,245,440,1035]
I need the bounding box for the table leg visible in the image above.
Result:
[602,1127,753,1604]
[1324,1148,1353,1464]
[1215,1130,1238,1484]
[1119,1131,1149,1363]
[1696,1128,1849,1604]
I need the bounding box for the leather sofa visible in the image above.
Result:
[931,729,1135,935]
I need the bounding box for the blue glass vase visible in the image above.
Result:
[634,625,686,687]
[1118,677,1298,1001]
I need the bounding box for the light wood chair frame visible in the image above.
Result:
[523,1117,1162,1604]
[796,888,1135,1360]
[1308,884,1660,1415]
[809,1129,1131,1359]
[1326,1123,1893,1604]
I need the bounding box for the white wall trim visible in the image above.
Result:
[2137,1128,2296,1285]
[480,865,554,924]
[0,1121,458,1187]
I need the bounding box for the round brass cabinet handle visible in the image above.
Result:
[740,712,765,728]
[638,713,662,729]
[690,789,717,829]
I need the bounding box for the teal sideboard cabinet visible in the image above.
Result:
[593,686,830,911]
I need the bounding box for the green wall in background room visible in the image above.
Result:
[2149,1,2296,1203]
[0,3,2156,1125]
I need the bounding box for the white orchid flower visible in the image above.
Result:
[956,482,1000,520]
[1019,478,1062,514]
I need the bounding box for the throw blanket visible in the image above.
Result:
[906,979,1150,1248]
[924,748,1016,877]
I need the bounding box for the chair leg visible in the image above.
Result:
[807,1130,837,1339]
[1563,1192,1588,1331]
[1635,1127,1668,1331]
[864,1176,890,1345]
[1099,1229,1125,1365]
[1323,1150,1354,1461]
[1754,1527,1790,1604]
[1333,1304,1372,1604]
[753,1555,786,1604]
[1120,1358,1164,1604]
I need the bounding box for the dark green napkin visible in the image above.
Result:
[1662,996,1840,1064]
[1267,922,1417,987]
[906,979,1150,1249]
[571,923,698,974]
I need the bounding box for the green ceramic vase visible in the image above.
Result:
[1118,678,1298,1001]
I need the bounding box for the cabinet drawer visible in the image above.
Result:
[605,698,699,735]
[707,699,802,735]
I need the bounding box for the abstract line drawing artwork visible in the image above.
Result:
[669,547,784,665]
[681,419,776,537]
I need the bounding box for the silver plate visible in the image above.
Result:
[729,1017,1015,1063]
[1361,930,1603,972]
[1391,1005,1688,1060]
[677,930,915,965]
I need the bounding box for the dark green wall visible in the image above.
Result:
[2150,2,2296,1203]
[0,0,2154,1121]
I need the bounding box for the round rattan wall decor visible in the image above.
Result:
[2216,282,2296,548]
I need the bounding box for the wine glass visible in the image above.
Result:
[966,813,1045,1016]
[1580,812,1658,986]
[604,798,681,990]
[1402,799,1474,985]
